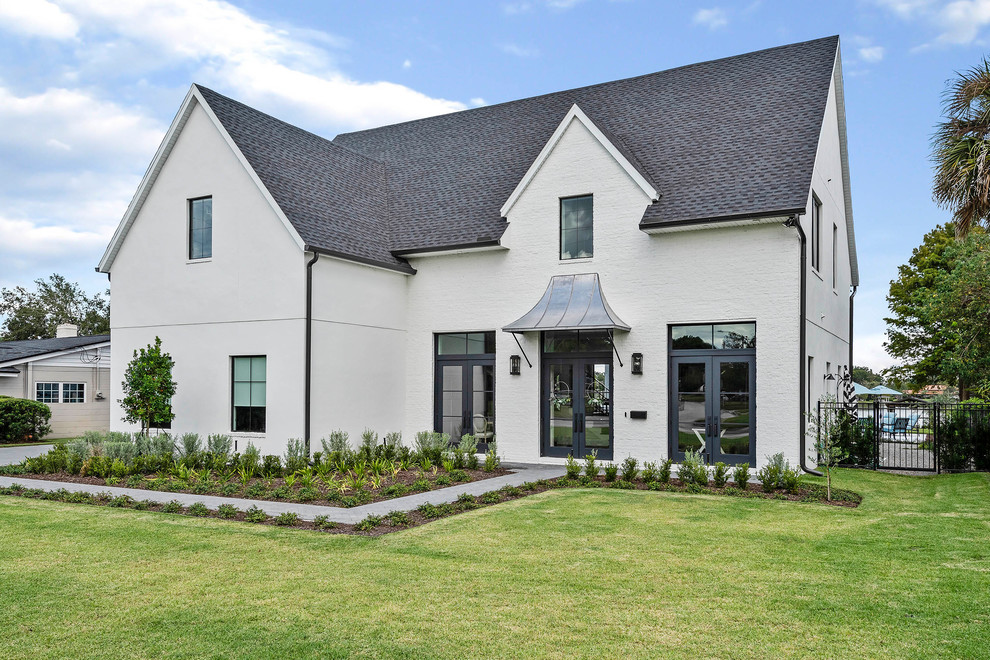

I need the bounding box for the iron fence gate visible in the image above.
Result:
[818,401,990,473]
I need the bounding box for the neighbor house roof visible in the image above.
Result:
[101,36,851,278]
[0,335,110,368]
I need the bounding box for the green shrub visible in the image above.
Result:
[620,456,639,481]
[565,454,582,479]
[106,476,121,486]
[757,454,786,492]
[320,430,350,455]
[733,463,750,489]
[640,461,658,484]
[313,515,337,530]
[262,455,283,478]
[284,438,308,473]
[434,474,451,487]
[220,483,240,497]
[245,483,267,498]
[583,450,600,478]
[161,500,183,514]
[712,462,729,488]
[603,463,619,482]
[244,505,267,523]
[207,434,232,456]
[780,465,802,495]
[296,487,319,502]
[411,476,431,492]
[104,441,136,466]
[386,510,410,526]
[188,502,210,517]
[240,443,261,477]
[414,431,450,464]
[501,485,522,497]
[382,483,410,498]
[657,458,673,484]
[611,479,636,490]
[179,433,202,461]
[273,512,299,526]
[0,397,52,444]
[108,495,133,508]
[133,499,153,510]
[481,491,501,504]
[110,458,129,479]
[448,469,469,482]
[483,442,500,472]
[217,504,239,519]
[355,514,382,531]
[151,433,175,458]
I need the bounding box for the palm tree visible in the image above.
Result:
[933,59,990,238]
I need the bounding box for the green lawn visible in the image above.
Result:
[1,470,988,659]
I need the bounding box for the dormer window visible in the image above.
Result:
[189,196,212,260]
[560,195,593,260]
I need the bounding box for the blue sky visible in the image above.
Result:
[0,0,987,370]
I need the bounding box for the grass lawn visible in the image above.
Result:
[1,470,988,659]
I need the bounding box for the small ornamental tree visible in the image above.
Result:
[120,336,176,434]
[807,394,847,502]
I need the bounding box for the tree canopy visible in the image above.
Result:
[120,337,176,434]
[0,274,109,340]
[851,366,883,389]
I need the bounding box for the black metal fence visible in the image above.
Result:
[818,401,990,473]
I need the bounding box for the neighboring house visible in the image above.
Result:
[98,36,857,470]
[0,325,111,439]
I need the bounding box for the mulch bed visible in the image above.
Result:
[0,474,861,537]
[8,467,511,507]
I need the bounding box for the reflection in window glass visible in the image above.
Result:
[437,332,495,355]
[543,330,611,353]
[62,383,85,403]
[35,382,59,404]
[189,197,212,259]
[232,356,266,433]
[672,323,756,350]
[560,195,593,260]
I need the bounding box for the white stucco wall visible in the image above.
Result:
[402,114,803,468]
[108,101,306,455]
[309,256,408,450]
[803,69,853,464]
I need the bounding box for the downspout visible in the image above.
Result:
[783,215,823,476]
[848,285,857,369]
[304,251,320,457]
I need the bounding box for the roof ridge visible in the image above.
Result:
[334,35,839,141]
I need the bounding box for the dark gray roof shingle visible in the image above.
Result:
[198,36,838,267]
[0,335,110,366]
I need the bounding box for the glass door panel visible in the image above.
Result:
[471,364,495,451]
[714,358,754,462]
[440,365,464,439]
[672,359,708,461]
[549,363,575,449]
[584,362,611,449]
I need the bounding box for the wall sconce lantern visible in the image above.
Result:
[631,353,643,375]
[510,355,521,375]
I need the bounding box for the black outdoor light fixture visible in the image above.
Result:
[510,355,521,375]
[631,352,643,375]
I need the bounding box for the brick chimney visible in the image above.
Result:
[55,323,79,338]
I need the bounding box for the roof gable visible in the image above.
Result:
[0,335,110,369]
[499,104,660,218]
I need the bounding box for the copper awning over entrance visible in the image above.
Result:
[502,273,630,333]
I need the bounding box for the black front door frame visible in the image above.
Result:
[541,352,614,461]
[668,350,756,466]
[434,341,495,452]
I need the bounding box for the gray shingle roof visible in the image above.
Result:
[0,335,110,366]
[198,36,838,268]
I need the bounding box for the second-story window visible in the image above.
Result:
[560,195,593,260]
[189,197,212,260]
[811,194,821,271]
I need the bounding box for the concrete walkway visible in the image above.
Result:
[0,444,54,466]
[0,463,565,524]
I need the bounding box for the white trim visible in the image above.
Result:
[97,85,305,273]
[401,244,508,259]
[34,381,86,405]
[640,215,788,234]
[0,341,110,371]
[832,42,859,287]
[499,104,660,218]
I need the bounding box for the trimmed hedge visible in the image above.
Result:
[0,396,52,444]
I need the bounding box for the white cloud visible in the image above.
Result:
[499,42,540,57]
[502,2,532,14]
[0,0,79,39]
[693,7,729,29]
[859,45,886,62]
[470,97,487,106]
[874,0,936,18]
[855,332,899,372]
[875,0,990,45]
[546,0,585,8]
[402,59,412,69]
[0,215,109,257]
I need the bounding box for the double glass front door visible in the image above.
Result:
[670,354,755,465]
[544,357,613,460]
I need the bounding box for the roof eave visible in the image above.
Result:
[639,209,803,233]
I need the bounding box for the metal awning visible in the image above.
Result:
[502,273,630,333]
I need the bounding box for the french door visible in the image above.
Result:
[543,357,613,460]
[434,359,495,452]
[670,354,755,465]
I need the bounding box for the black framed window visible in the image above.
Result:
[62,383,85,403]
[232,356,266,433]
[35,382,59,404]
[811,194,821,271]
[189,197,212,260]
[560,195,593,260]
[434,332,496,451]
[671,323,756,351]
[436,332,495,355]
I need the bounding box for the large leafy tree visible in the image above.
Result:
[851,366,883,389]
[933,59,990,237]
[120,337,177,435]
[0,274,109,340]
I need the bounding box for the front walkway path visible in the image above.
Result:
[0,463,565,524]
[0,444,54,466]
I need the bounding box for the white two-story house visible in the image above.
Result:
[98,36,857,470]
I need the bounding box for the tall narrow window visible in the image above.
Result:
[232,356,266,432]
[560,195,593,260]
[189,197,212,259]
[832,223,838,289]
[811,195,821,271]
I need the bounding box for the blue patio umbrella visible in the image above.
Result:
[852,382,874,396]
[869,385,903,397]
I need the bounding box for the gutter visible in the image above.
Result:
[304,251,320,457]
[783,215,823,477]
[849,285,857,369]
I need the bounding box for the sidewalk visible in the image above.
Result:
[0,463,565,524]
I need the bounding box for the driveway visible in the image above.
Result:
[0,444,54,465]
